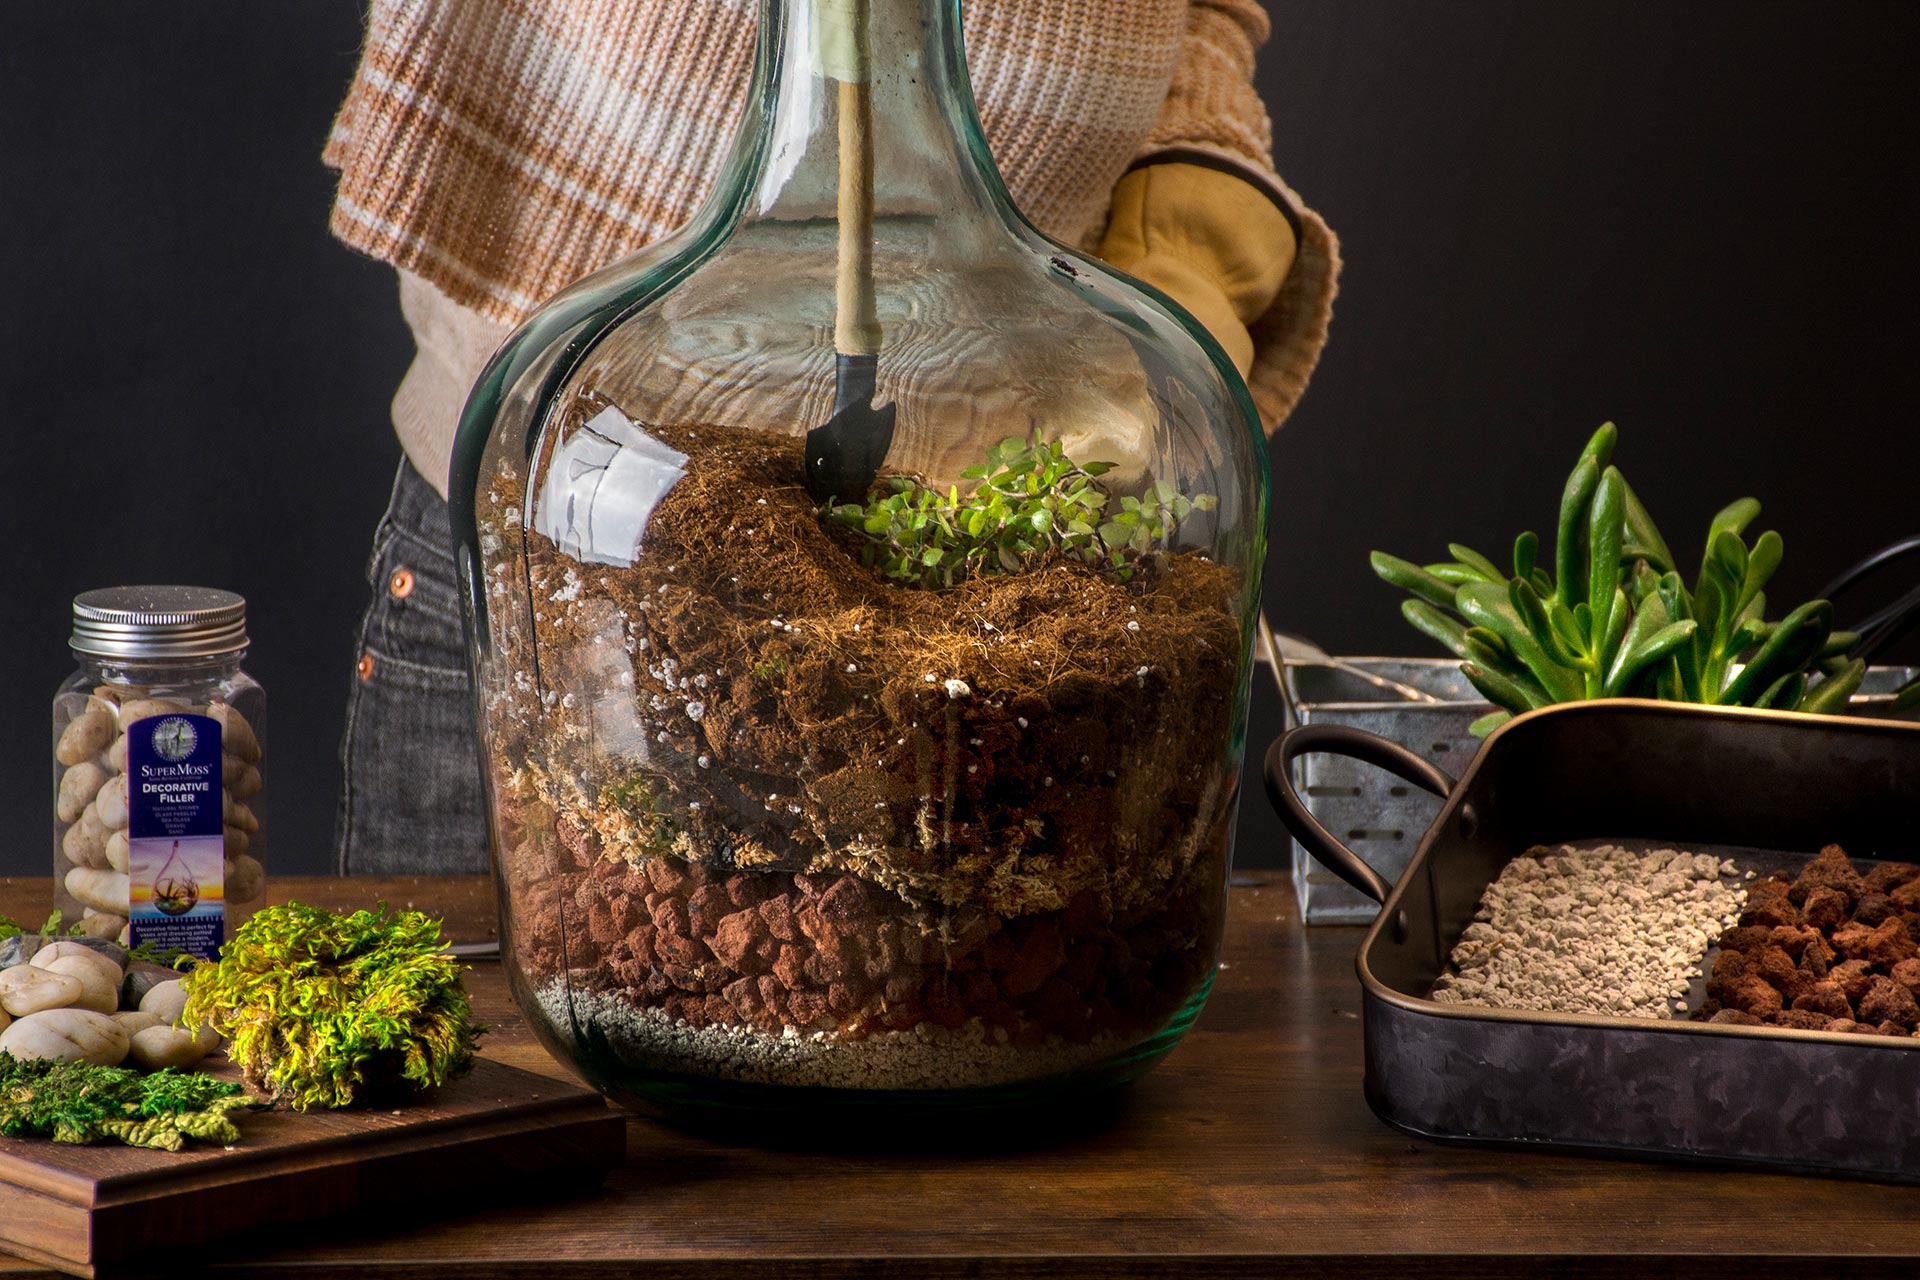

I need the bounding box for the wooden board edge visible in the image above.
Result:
[88,1086,615,1199]
[0,1178,97,1278]
[84,1105,625,1272]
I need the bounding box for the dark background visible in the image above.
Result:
[1,3,1913,880]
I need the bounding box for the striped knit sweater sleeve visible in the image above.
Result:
[325,1,1336,494]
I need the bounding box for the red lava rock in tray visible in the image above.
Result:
[1801,886,1851,932]
[1839,918,1917,968]
[1765,924,1821,959]
[1719,925,1775,953]
[1791,845,1866,906]
[1753,945,1807,1001]
[1727,977,1784,1019]
[1709,1009,1765,1026]
[1893,878,1920,912]
[1740,887,1801,929]
[1829,959,1876,1006]
[1790,981,1853,1020]
[1891,957,1920,996]
[1856,976,1920,1030]
[1706,949,1752,1003]
[1853,893,1897,926]
[1701,846,1920,1037]
[1864,861,1920,895]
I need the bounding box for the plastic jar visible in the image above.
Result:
[52,587,266,956]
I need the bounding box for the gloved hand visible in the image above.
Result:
[1098,162,1298,377]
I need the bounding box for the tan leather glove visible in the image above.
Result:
[1098,162,1298,377]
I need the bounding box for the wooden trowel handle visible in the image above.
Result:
[835,78,880,359]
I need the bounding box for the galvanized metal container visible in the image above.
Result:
[1265,699,1920,1183]
[1272,650,1919,924]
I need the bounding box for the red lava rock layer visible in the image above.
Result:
[508,811,1226,1045]
[1694,845,1920,1036]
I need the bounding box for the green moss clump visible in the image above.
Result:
[180,902,483,1111]
[0,1053,255,1150]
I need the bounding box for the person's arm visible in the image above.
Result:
[1097,0,1339,432]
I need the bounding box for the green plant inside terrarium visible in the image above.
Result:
[822,432,1217,588]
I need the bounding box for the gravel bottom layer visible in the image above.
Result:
[1431,843,1748,1018]
[537,981,1134,1091]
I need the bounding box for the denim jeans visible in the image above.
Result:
[335,460,489,874]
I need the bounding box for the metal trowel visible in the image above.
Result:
[803,0,895,502]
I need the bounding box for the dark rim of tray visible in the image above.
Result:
[1350,697,1920,1051]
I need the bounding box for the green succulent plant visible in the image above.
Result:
[823,432,1216,588]
[1373,423,1862,735]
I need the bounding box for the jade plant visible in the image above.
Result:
[823,432,1216,588]
[180,902,482,1111]
[1373,423,1863,735]
[0,1054,255,1149]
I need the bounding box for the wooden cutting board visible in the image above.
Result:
[0,1055,625,1278]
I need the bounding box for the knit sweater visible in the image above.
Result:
[326,0,1339,496]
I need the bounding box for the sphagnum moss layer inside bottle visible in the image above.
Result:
[451,0,1269,1122]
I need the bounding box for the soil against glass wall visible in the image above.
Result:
[478,415,1245,1089]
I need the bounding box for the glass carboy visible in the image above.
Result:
[452,0,1269,1121]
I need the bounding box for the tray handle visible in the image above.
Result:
[1263,724,1456,905]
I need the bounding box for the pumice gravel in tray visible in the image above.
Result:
[1431,843,1746,1018]
[1268,698,1920,1182]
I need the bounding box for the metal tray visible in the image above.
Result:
[1268,646,1920,925]
[1265,699,1920,1182]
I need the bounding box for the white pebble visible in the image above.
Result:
[130,1025,208,1070]
[0,966,85,1017]
[0,1008,129,1066]
[140,978,190,1026]
[40,955,119,1014]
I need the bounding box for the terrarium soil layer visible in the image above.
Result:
[492,415,1246,920]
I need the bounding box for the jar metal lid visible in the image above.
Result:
[71,586,248,659]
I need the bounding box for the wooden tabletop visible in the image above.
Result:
[4,873,1920,1278]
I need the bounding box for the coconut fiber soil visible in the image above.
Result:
[497,416,1247,922]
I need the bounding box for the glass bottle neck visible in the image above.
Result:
[740,0,1012,233]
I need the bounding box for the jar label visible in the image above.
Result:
[126,712,225,959]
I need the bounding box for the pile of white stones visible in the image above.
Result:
[0,936,220,1070]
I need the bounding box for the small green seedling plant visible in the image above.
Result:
[823,432,1216,588]
[180,902,482,1111]
[1373,423,1862,735]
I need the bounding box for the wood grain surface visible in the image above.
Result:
[3,873,1918,1278]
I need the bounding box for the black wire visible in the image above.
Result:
[1816,533,1920,604]
[1853,582,1920,664]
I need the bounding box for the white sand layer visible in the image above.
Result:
[535,981,1138,1091]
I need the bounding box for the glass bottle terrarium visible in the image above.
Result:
[451,0,1268,1122]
